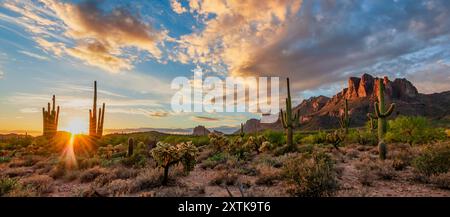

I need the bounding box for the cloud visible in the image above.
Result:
[171,0,302,74]
[0,69,3,79]
[170,0,450,95]
[2,0,166,73]
[170,0,187,14]
[191,115,220,122]
[18,50,49,61]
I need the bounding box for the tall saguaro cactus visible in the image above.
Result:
[338,99,350,134]
[373,78,396,160]
[239,123,245,138]
[89,81,106,138]
[280,78,300,151]
[42,95,60,138]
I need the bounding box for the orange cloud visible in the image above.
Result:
[3,0,166,73]
[173,0,302,75]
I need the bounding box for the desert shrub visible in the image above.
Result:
[375,160,396,180]
[19,175,53,195]
[200,152,229,169]
[282,151,338,197]
[293,132,304,145]
[0,156,11,164]
[412,143,450,176]
[429,172,450,189]
[130,168,162,192]
[0,176,18,196]
[120,152,147,168]
[263,130,285,146]
[357,130,378,146]
[162,135,209,147]
[151,141,198,185]
[386,116,446,145]
[3,167,30,177]
[255,165,281,186]
[78,157,101,169]
[105,179,133,196]
[301,131,327,145]
[80,166,108,183]
[358,167,376,186]
[210,171,237,186]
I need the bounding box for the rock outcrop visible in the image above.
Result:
[192,125,210,136]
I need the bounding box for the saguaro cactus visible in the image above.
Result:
[338,99,350,134]
[280,78,300,151]
[89,81,106,138]
[128,137,134,157]
[42,95,60,138]
[373,78,396,160]
[239,123,245,138]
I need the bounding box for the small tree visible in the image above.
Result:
[386,116,446,146]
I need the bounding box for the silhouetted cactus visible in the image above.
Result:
[338,99,350,134]
[128,137,134,157]
[280,78,300,151]
[239,123,245,138]
[373,78,396,160]
[42,95,60,138]
[89,81,106,138]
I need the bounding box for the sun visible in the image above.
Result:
[62,117,87,135]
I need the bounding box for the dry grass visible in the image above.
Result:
[429,172,450,190]
[210,171,238,186]
[255,164,281,186]
[2,167,31,177]
[129,168,163,192]
[19,174,53,195]
[79,166,108,183]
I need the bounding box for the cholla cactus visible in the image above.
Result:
[259,141,274,153]
[208,132,229,152]
[42,95,60,138]
[280,78,300,151]
[151,141,198,185]
[244,135,267,154]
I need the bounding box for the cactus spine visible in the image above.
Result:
[373,78,396,160]
[89,81,106,138]
[128,137,134,157]
[42,95,60,138]
[239,123,245,138]
[280,78,300,150]
[338,99,350,134]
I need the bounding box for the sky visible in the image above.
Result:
[0,0,449,135]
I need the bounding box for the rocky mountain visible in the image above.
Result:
[241,73,450,132]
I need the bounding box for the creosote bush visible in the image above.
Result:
[282,151,338,197]
[412,143,450,176]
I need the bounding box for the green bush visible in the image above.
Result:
[412,143,450,176]
[301,131,327,145]
[386,116,446,145]
[282,151,338,197]
[263,130,285,146]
